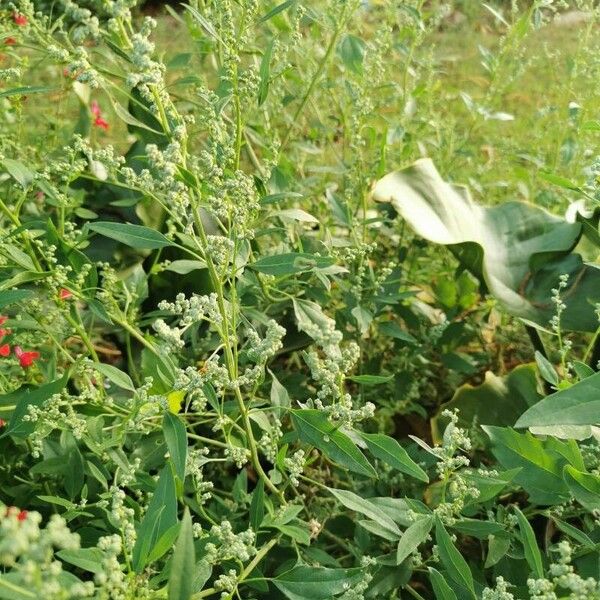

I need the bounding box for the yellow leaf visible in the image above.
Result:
[167,390,185,414]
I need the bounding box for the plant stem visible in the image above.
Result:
[280,6,350,149]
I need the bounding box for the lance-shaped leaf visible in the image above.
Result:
[373,159,600,332]
[291,409,376,478]
[273,566,364,600]
[327,488,400,537]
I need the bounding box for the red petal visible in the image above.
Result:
[94,116,110,130]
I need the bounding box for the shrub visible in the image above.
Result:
[0,1,599,599]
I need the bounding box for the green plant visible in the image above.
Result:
[0,1,599,599]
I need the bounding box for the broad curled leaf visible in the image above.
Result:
[373,159,600,331]
[515,371,600,429]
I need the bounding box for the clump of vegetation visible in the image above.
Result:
[0,1,599,599]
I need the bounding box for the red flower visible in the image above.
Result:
[91,100,109,130]
[94,117,110,130]
[4,507,27,521]
[59,288,73,300]
[91,100,101,117]
[14,346,40,369]
[0,317,10,342]
[0,344,9,357]
[0,419,5,427]
[13,13,27,26]
[4,37,16,46]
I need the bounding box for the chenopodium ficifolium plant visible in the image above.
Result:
[1,1,600,599]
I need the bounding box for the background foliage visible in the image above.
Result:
[0,1,599,599]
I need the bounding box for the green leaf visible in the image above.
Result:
[485,535,511,568]
[132,465,178,572]
[359,432,428,482]
[94,363,135,392]
[563,465,600,511]
[432,364,540,443]
[553,518,595,547]
[0,271,47,291]
[146,523,181,564]
[0,574,38,599]
[88,222,174,250]
[164,260,206,274]
[163,412,188,483]
[396,516,433,564]
[358,519,399,542]
[109,99,164,135]
[291,410,376,478]
[572,361,595,381]
[293,298,336,341]
[327,488,400,537]
[435,518,475,597]
[534,351,558,387]
[1,374,69,439]
[2,159,34,188]
[258,38,275,106]
[56,548,105,574]
[258,0,296,23]
[378,321,417,344]
[338,34,365,73]
[483,426,576,504]
[373,159,600,332]
[269,369,290,416]
[539,171,581,191]
[428,567,458,600]
[183,5,224,43]
[0,86,55,99]
[515,371,600,428]
[452,519,506,539]
[168,508,195,600]
[0,290,34,310]
[251,252,334,276]
[347,375,393,386]
[514,507,544,578]
[272,566,363,600]
[37,495,76,510]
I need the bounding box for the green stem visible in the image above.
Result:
[280,6,351,149]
